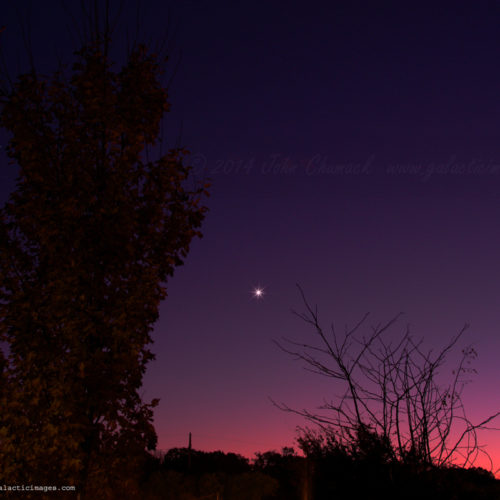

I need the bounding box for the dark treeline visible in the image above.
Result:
[137,430,500,500]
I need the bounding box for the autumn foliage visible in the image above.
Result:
[0,39,208,498]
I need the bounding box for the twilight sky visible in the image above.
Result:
[2,0,500,470]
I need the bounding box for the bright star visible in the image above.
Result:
[252,286,265,299]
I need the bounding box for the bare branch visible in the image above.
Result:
[275,285,500,471]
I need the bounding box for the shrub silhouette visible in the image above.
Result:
[274,285,500,471]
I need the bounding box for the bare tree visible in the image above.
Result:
[274,285,500,471]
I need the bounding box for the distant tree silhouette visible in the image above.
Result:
[141,448,278,500]
[253,447,304,499]
[274,285,500,473]
[0,6,208,499]
[135,443,500,500]
[162,448,251,475]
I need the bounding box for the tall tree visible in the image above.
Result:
[0,29,208,499]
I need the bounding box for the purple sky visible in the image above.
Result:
[2,1,500,468]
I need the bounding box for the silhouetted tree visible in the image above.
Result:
[141,448,277,500]
[162,448,250,475]
[0,9,208,499]
[274,285,500,473]
[295,427,357,499]
[137,443,500,500]
[253,447,304,499]
[294,427,500,500]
